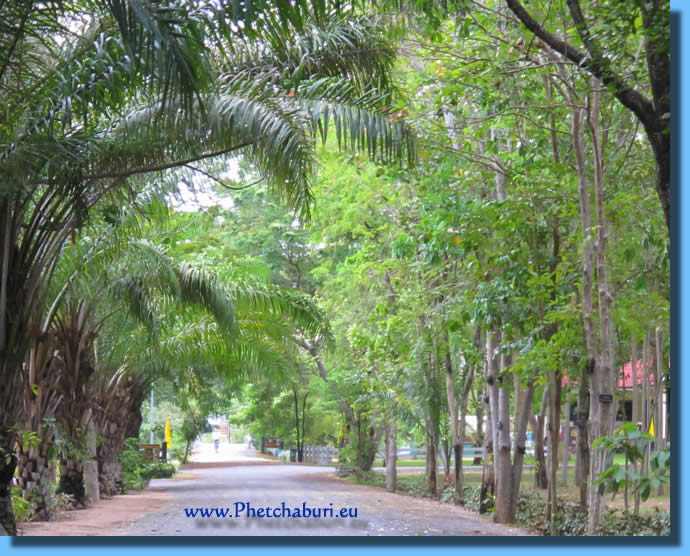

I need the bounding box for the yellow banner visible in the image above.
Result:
[165,417,172,446]
[648,418,655,437]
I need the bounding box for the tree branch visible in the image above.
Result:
[504,0,659,132]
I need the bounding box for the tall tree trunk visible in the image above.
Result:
[386,417,397,492]
[654,328,665,495]
[632,335,639,426]
[443,330,462,504]
[486,330,500,478]
[587,81,616,534]
[533,387,549,489]
[642,334,651,478]
[481,332,498,514]
[494,353,514,524]
[571,88,598,515]
[479,397,495,514]
[547,371,562,535]
[561,388,571,487]
[510,375,537,521]
[455,327,480,504]
[426,418,438,496]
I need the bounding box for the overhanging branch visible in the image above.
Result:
[504,0,658,131]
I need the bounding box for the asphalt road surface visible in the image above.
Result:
[113,443,530,537]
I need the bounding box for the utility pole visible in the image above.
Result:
[150,388,154,444]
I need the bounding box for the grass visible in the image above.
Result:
[385,453,632,468]
[380,458,482,467]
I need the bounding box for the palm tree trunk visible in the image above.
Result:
[58,459,87,507]
[0,435,18,536]
[16,440,55,521]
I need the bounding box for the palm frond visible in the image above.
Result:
[175,262,238,337]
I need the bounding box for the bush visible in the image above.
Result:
[11,488,33,522]
[514,490,671,536]
[120,439,176,491]
[121,438,146,474]
[122,469,148,492]
[141,462,176,480]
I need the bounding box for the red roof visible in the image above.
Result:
[619,359,656,389]
[561,359,658,390]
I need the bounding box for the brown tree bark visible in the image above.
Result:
[386,418,397,493]
[0,446,18,535]
[16,336,62,519]
[587,80,616,534]
[533,387,549,489]
[494,353,514,523]
[547,371,562,535]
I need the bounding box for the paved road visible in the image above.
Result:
[114,443,530,537]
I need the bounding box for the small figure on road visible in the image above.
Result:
[244,434,254,449]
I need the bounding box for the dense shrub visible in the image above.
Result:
[514,490,671,536]
[141,462,176,480]
[120,438,176,492]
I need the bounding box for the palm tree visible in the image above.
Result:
[16,213,330,512]
[0,2,411,534]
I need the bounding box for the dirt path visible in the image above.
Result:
[19,481,179,536]
[20,444,532,537]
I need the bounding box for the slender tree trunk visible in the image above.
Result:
[588,81,616,534]
[655,328,665,495]
[479,398,495,514]
[294,389,303,462]
[494,353,514,524]
[426,418,438,496]
[443,330,462,504]
[571,88,598,516]
[534,387,549,489]
[386,418,397,492]
[632,335,639,426]
[547,371,562,535]
[455,328,479,504]
[642,334,651,478]
[486,330,500,479]
[561,388,571,487]
[510,375,536,521]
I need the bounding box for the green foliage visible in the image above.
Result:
[637,448,671,501]
[121,438,147,472]
[593,423,669,504]
[119,438,176,491]
[514,490,670,536]
[11,488,33,523]
[141,462,177,480]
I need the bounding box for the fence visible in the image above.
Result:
[302,445,339,465]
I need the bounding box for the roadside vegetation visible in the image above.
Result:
[2,0,669,537]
